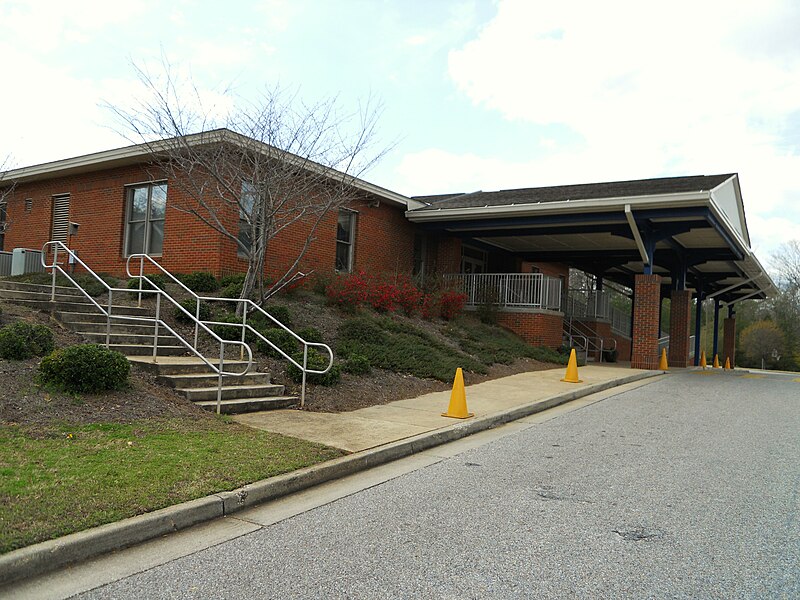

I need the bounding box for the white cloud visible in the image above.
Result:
[431,0,800,256]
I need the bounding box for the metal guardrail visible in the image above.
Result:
[565,289,631,338]
[126,254,333,408]
[563,319,617,362]
[444,272,562,310]
[42,241,253,414]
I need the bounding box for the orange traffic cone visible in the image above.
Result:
[442,368,473,419]
[700,351,707,369]
[659,348,669,371]
[561,349,583,383]
[724,357,731,370]
[713,354,720,368]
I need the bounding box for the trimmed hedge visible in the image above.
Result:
[178,271,219,293]
[0,322,55,360]
[255,327,299,358]
[39,344,130,393]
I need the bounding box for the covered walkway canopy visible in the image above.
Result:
[407,173,776,369]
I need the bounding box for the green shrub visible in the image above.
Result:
[297,326,323,344]
[287,348,341,386]
[177,271,219,293]
[342,353,371,375]
[0,322,55,360]
[173,299,212,324]
[255,327,299,358]
[265,304,292,327]
[126,274,168,290]
[219,273,246,288]
[337,316,485,382]
[210,312,244,340]
[220,281,244,299]
[39,344,130,393]
[72,274,118,298]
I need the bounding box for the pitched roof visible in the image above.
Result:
[411,174,736,211]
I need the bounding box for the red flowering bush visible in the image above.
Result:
[420,293,438,320]
[396,278,424,316]
[437,290,468,320]
[369,281,399,312]
[325,271,370,309]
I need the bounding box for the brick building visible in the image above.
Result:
[0,130,776,366]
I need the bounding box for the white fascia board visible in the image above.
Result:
[1,128,417,209]
[405,191,711,222]
[709,174,751,247]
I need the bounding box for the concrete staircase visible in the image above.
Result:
[0,280,297,414]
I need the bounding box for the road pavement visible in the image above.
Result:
[21,371,800,598]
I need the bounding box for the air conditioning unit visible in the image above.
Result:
[11,248,45,276]
[0,251,12,277]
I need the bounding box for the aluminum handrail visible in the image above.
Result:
[42,241,253,414]
[127,254,333,408]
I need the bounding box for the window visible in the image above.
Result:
[0,202,6,251]
[125,182,166,256]
[412,233,428,282]
[238,182,256,257]
[335,209,356,272]
[461,245,487,274]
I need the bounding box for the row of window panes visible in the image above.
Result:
[127,182,359,273]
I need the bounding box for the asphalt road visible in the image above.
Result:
[79,371,799,599]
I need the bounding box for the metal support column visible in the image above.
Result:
[712,298,720,360]
[694,281,703,366]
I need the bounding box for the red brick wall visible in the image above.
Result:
[612,332,632,361]
[496,309,564,349]
[434,237,462,275]
[723,317,736,367]
[631,274,662,370]
[668,289,692,368]
[4,165,416,281]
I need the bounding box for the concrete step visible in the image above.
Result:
[158,372,272,389]
[65,321,163,335]
[195,396,298,415]
[11,299,148,315]
[56,311,154,324]
[0,289,90,303]
[177,383,286,402]
[0,281,85,296]
[78,332,179,346]
[128,356,251,375]
[112,344,187,356]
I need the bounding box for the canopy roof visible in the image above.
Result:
[408,174,775,303]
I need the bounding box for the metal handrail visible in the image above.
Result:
[42,241,253,414]
[563,319,617,362]
[126,254,333,408]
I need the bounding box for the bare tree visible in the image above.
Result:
[0,154,16,245]
[739,320,785,369]
[108,62,389,306]
[772,240,800,291]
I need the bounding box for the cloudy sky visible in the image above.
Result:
[2,0,799,265]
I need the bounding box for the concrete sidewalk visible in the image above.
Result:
[234,365,639,452]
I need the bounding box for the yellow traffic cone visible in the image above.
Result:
[700,351,707,369]
[442,368,473,419]
[713,354,720,368]
[724,357,731,370]
[560,349,583,383]
[659,348,669,371]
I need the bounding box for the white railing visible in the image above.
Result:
[565,288,631,338]
[444,273,562,310]
[563,319,617,362]
[127,254,333,408]
[42,241,253,414]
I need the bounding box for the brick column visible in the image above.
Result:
[668,289,692,368]
[723,317,736,367]
[631,274,662,370]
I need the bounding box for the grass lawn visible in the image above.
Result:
[0,418,344,554]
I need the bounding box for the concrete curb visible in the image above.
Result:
[0,369,661,586]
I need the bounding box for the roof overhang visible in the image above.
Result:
[407,180,776,303]
[0,129,424,210]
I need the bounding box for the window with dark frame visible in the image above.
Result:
[125,182,167,256]
[335,209,356,272]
